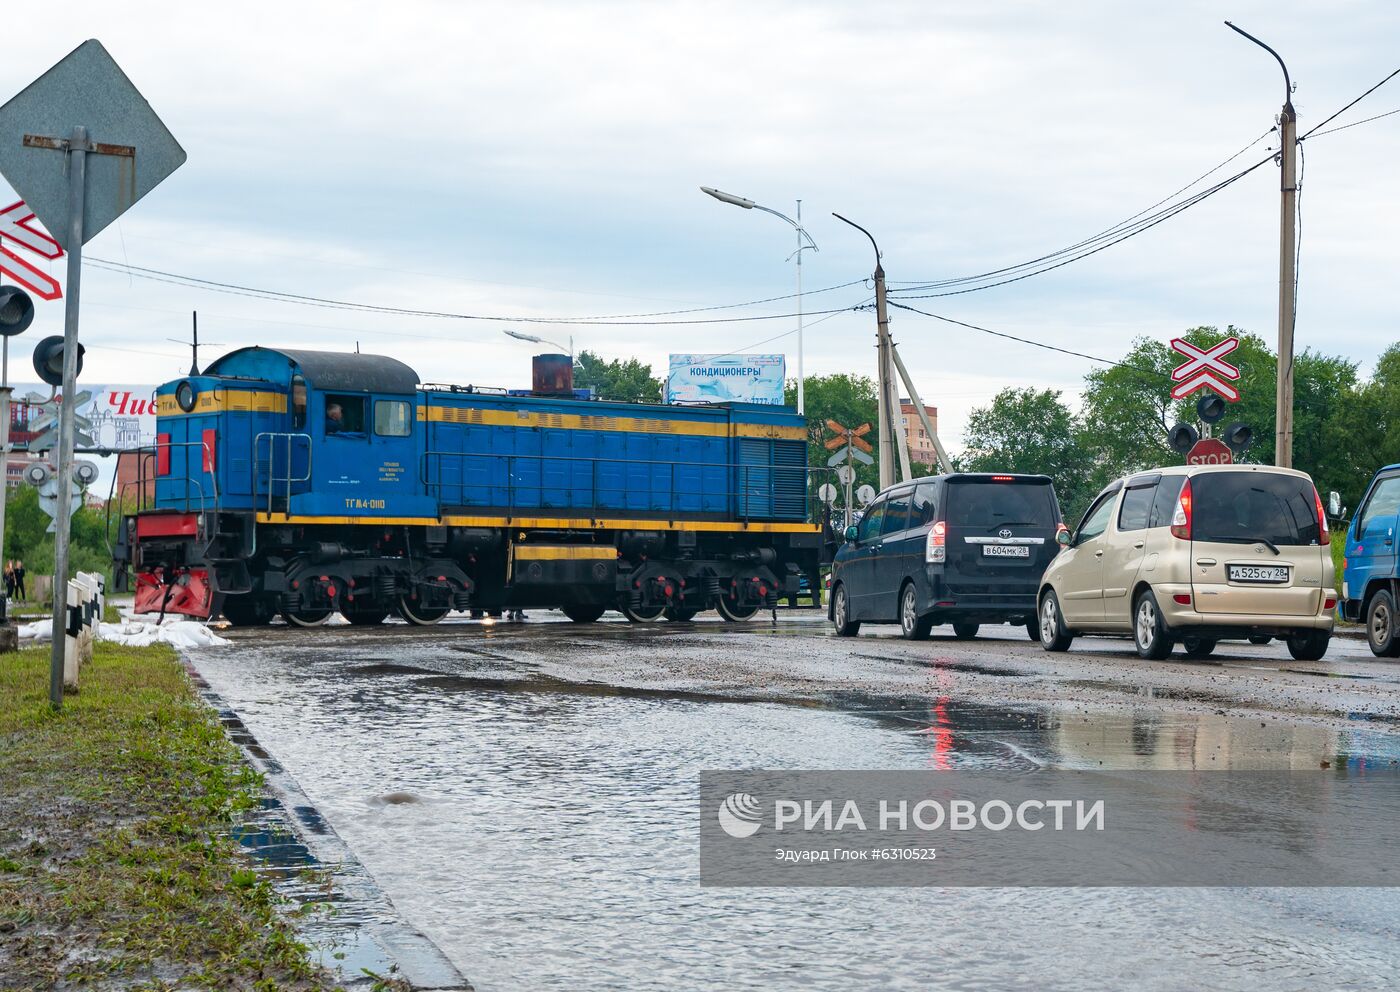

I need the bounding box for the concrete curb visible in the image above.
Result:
[182,654,472,991]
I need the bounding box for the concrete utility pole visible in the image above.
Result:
[832,212,905,489]
[1226,21,1297,467]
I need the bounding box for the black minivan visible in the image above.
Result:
[829,473,1063,640]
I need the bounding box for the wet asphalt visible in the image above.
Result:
[190,611,1400,991]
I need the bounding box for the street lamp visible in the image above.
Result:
[503,329,573,361]
[700,186,818,414]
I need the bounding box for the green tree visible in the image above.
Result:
[960,387,1101,522]
[1322,343,1400,508]
[785,373,881,497]
[573,350,663,403]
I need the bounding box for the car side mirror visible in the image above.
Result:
[844,525,859,543]
[1055,527,1072,547]
[1327,491,1344,519]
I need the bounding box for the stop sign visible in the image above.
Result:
[1187,438,1232,465]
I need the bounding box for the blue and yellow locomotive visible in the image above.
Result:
[114,347,827,626]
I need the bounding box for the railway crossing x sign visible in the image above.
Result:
[1170,337,1240,403]
[0,200,63,301]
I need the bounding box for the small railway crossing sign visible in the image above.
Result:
[1170,337,1240,403]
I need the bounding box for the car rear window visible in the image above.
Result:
[1192,471,1321,546]
[945,478,1057,530]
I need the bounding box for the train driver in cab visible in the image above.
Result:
[326,402,344,433]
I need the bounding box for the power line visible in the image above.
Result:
[889,129,1276,294]
[888,154,1273,300]
[886,301,1170,379]
[1302,105,1400,140]
[1299,68,1400,140]
[81,257,865,327]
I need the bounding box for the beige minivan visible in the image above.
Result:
[1037,464,1335,661]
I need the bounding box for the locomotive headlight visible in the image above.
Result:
[175,380,197,413]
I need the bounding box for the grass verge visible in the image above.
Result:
[0,643,336,991]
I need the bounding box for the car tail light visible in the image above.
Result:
[926,520,946,563]
[1173,593,1192,606]
[1312,486,1329,544]
[1170,478,1192,540]
[1324,596,1337,610]
[991,475,1014,482]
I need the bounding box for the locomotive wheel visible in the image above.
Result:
[282,608,333,628]
[222,596,275,627]
[562,604,606,623]
[342,600,390,626]
[664,607,698,622]
[397,595,450,626]
[716,594,760,623]
[622,605,665,622]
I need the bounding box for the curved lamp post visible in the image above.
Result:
[503,328,573,362]
[700,186,818,414]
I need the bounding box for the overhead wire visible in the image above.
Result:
[886,301,1170,379]
[888,128,1277,295]
[81,257,866,327]
[887,154,1274,300]
[1299,67,1400,140]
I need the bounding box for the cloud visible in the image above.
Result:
[1,0,1397,456]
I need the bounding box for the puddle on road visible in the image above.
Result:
[195,638,1400,992]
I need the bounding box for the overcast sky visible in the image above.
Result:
[2,0,1397,453]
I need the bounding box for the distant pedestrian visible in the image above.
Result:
[507,608,527,622]
[3,562,12,600]
[15,560,26,601]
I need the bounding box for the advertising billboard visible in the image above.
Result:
[666,354,786,406]
[9,384,158,450]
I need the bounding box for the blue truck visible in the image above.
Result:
[1340,463,1400,655]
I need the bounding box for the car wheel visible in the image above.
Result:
[1025,616,1041,642]
[1366,590,1400,657]
[1182,636,1217,659]
[899,583,932,641]
[562,604,606,623]
[1039,590,1073,652]
[1133,589,1173,660]
[1248,634,1273,646]
[832,584,860,637]
[952,622,980,640]
[1287,629,1331,662]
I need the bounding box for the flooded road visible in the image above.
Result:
[194,614,1400,991]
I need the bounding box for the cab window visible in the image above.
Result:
[857,500,885,542]
[882,491,912,536]
[291,375,308,430]
[374,400,412,437]
[1359,476,1400,533]
[325,394,367,435]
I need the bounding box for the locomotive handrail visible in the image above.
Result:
[253,432,313,514]
[417,448,834,523]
